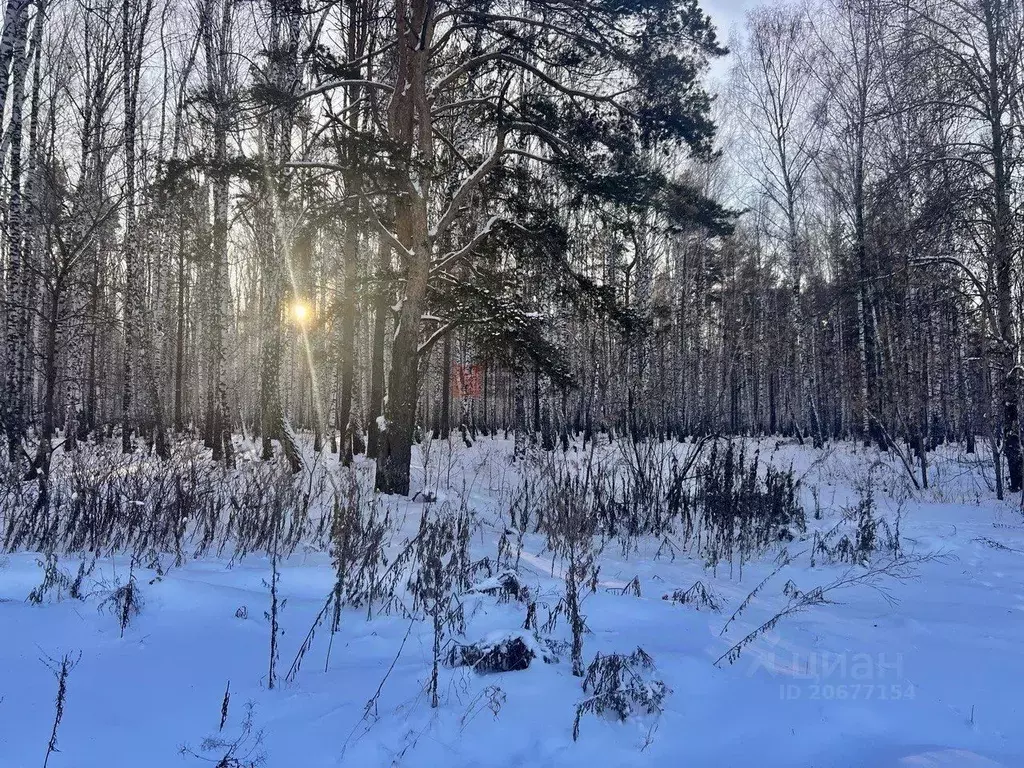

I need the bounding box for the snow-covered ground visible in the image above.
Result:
[2,438,1023,768]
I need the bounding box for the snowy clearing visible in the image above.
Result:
[2,437,1023,768]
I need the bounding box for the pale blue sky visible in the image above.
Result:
[701,0,759,85]
[703,0,759,39]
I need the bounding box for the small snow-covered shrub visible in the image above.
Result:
[663,580,720,611]
[406,504,473,706]
[460,685,506,728]
[542,463,601,676]
[98,572,144,636]
[811,484,900,566]
[27,554,87,604]
[573,648,669,741]
[607,575,642,597]
[688,441,806,568]
[41,651,80,768]
[457,635,533,672]
[854,488,878,560]
[448,630,564,673]
[504,474,538,568]
[181,701,266,768]
[468,569,530,603]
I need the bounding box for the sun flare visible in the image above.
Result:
[290,301,311,326]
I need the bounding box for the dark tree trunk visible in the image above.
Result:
[337,187,359,464]
[366,240,391,460]
[440,335,451,438]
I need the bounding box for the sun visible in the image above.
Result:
[290,301,311,326]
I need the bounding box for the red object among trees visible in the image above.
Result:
[452,364,482,398]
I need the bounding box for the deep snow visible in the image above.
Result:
[1,438,1023,768]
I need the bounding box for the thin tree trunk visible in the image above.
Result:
[2,0,29,465]
[366,239,390,459]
